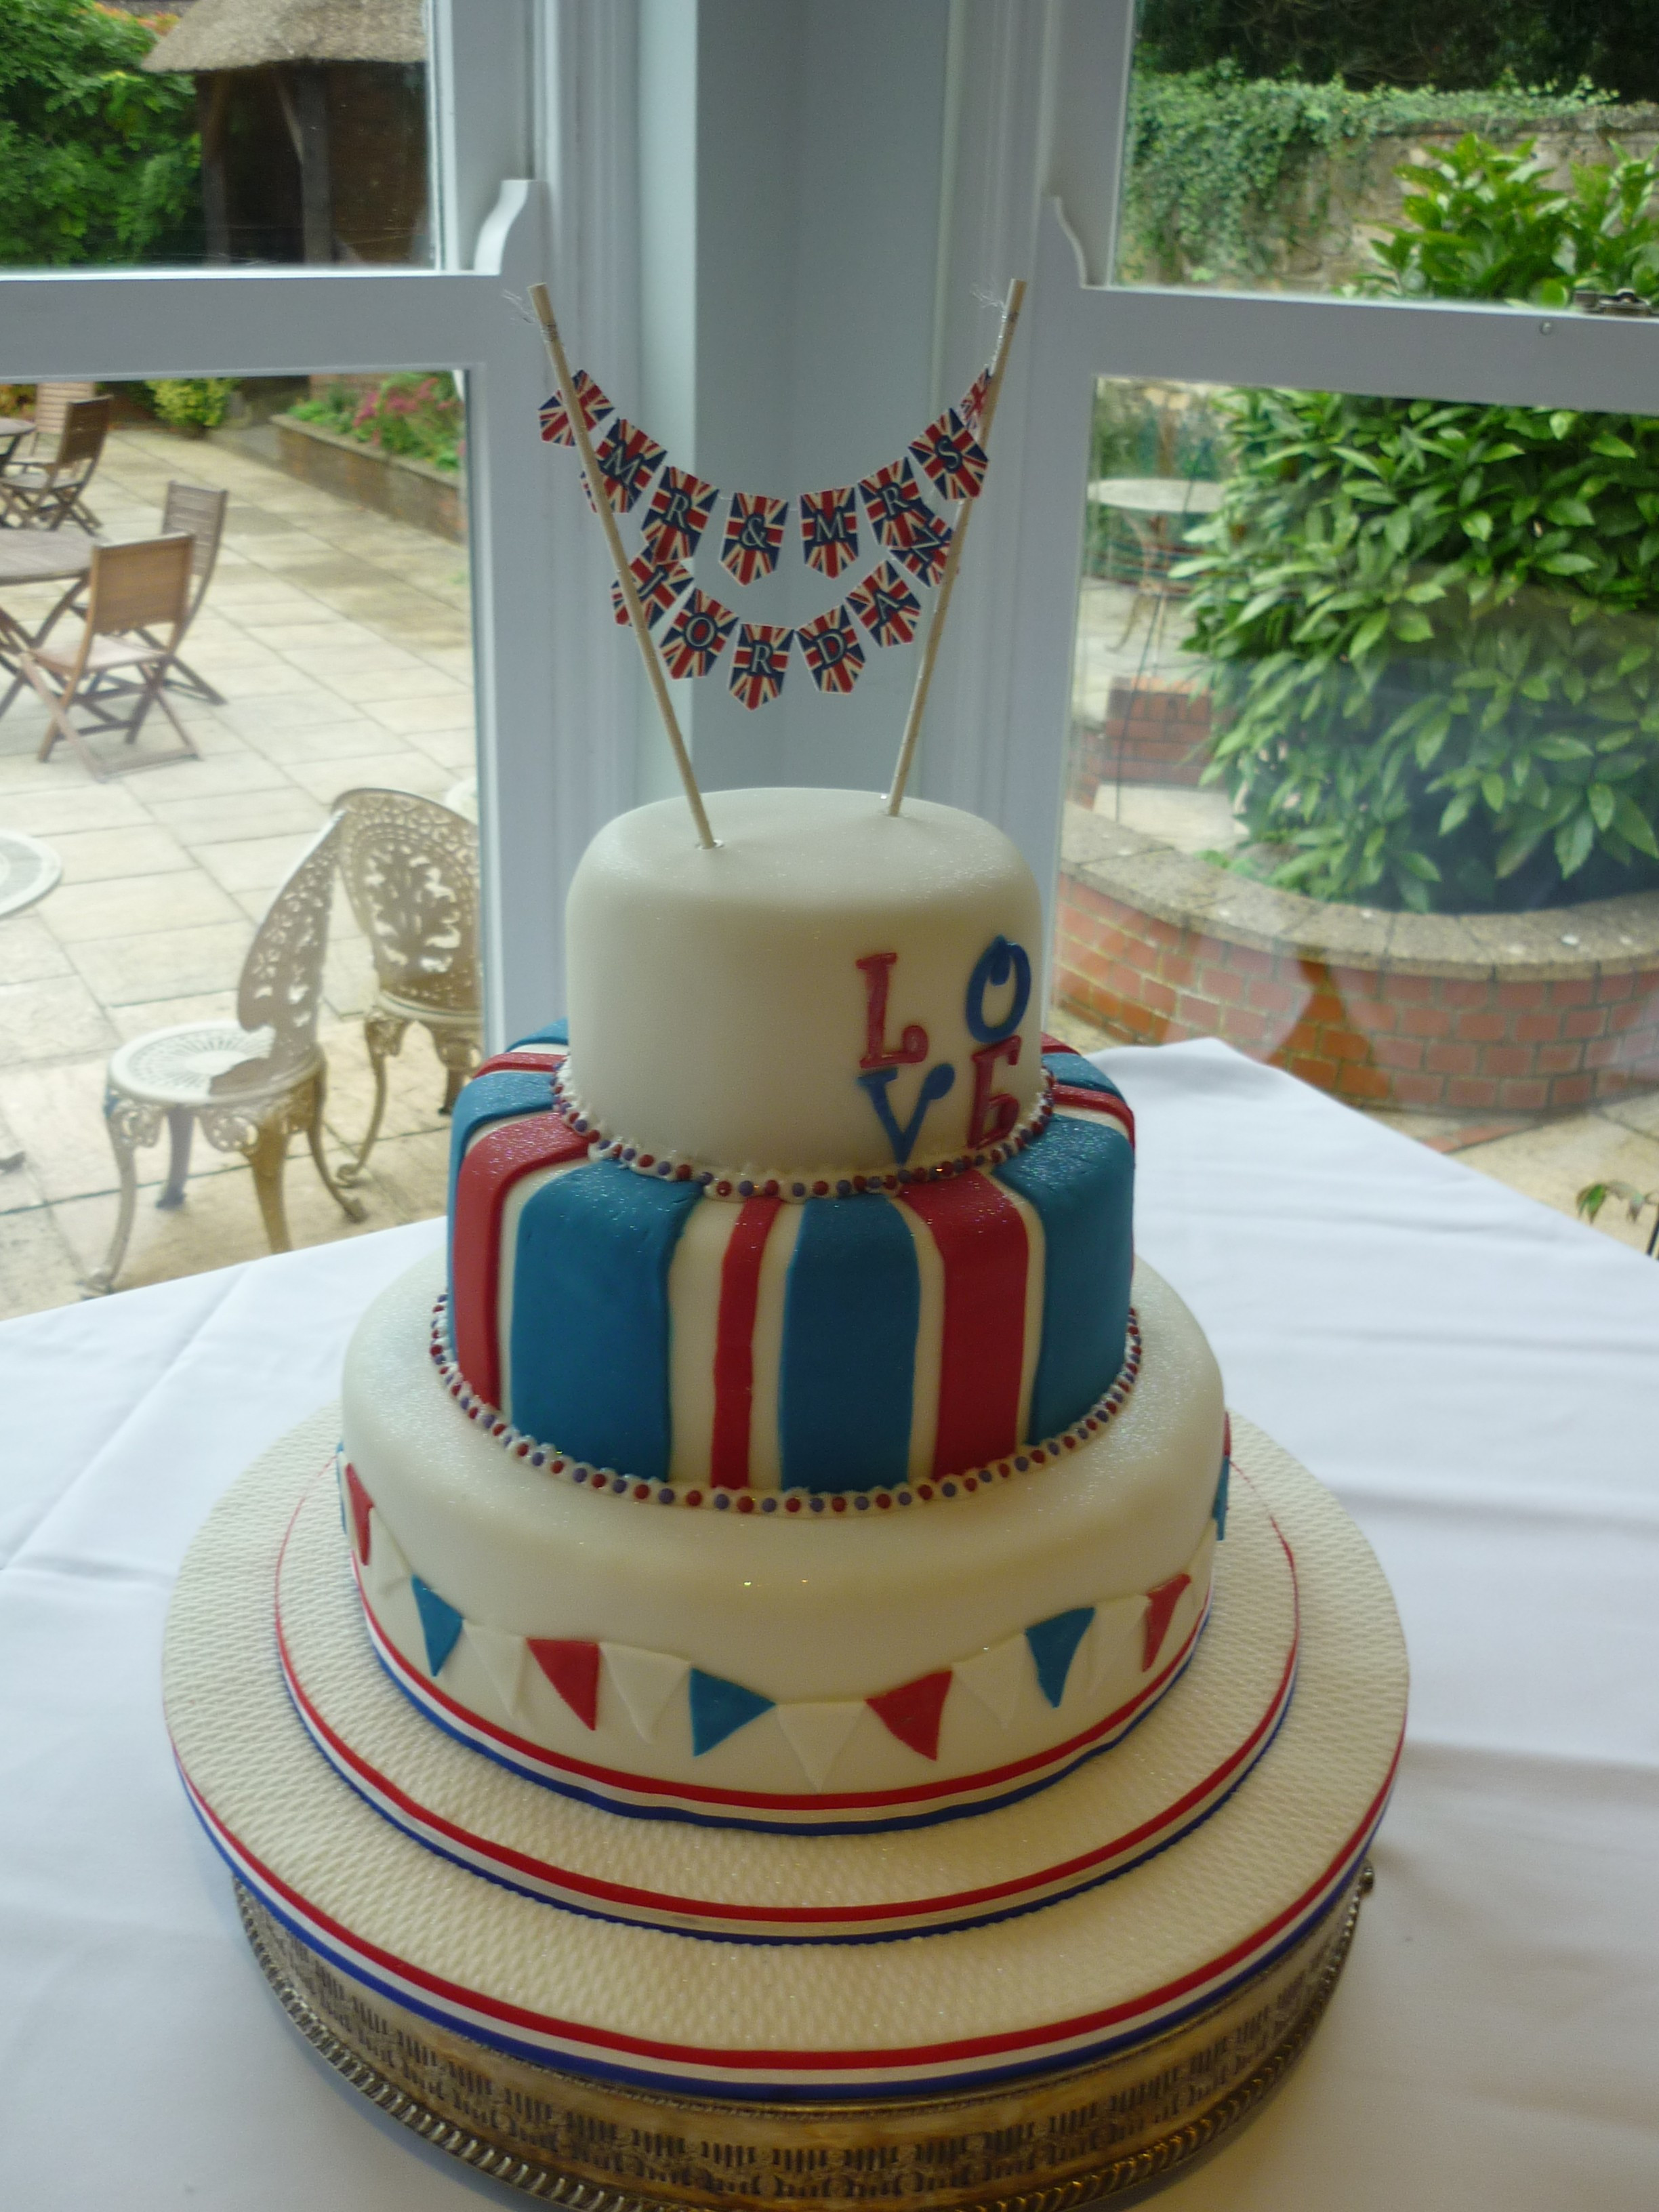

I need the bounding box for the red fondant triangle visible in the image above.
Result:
[1040,1031,1068,1054]
[1142,1573,1191,1673]
[528,1639,601,1729]
[867,1671,952,1760]
[344,1463,373,1565]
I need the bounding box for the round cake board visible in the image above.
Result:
[165,1410,1406,2210]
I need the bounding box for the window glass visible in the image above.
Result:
[0,3,430,269]
[0,369,475,1318]
[1118,3,1659,304]
[1051,372,1659,1178]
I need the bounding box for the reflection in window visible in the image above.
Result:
[0,0,430,270]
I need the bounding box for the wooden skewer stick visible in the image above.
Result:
[528,281,717,851]
[886,276,1027,817]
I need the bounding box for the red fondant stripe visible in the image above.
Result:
[901,1171,1027,1478]
[452,1113,589,1406]
[471,1049,567,1080]
[1053,1083,1135,1147]
[709,1197,781,1489]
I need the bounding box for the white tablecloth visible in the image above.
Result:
[3,1040,1656,2209]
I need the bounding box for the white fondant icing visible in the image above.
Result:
[602,1645,690,1740]
[361,1509,408,1607]
[342,1254,1224,1797]
[954,1635,1028,1729]
[464,1622,530,1719]
[1083,1595,1147,1698]
[565,790,1044,1174]
[775,1702,866,1791]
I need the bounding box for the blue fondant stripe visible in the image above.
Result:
[411,1577,465,1677]
[1025,1607,1095,1708]
[508,1161,701,1484]
[779,1195,918,1493]
[996,1115,1133,1443]
[512,1017,569,1048]
[1041,1049,1122,1099]
[1213,1456,1229,1540]
[447,1069,558,1221]
[689,1671,775,1755]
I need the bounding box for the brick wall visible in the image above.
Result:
[1070,681,1210,806]
[1054,811,1659,1114]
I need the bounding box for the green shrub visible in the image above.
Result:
[146,377,237,430]
[1180,136,1659,912]
[0,0,199,266]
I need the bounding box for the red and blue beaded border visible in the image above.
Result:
[550,1061,1059,1199]
[425,1293,1143,1515]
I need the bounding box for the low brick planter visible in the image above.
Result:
[272,415,466,543]
[1055,805,1659,1113]
[1069,680,1210,805]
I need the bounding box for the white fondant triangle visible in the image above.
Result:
[775,1702,865,1790]
[362,1513,409,1607]
[1183,1521,1218,1587]
[464,1622,528,1718]
[1084,1595,1146,1697]
[601,1644,689,1740]
[953,1635,1027,1728]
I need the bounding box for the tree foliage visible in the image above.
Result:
[0,0,199,266]
[1137,0,1659,106]
[1181,139,1659,912]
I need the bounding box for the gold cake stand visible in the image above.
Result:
[236,1868,1370,2210]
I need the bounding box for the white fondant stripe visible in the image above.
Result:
[176,1730,1397,2095]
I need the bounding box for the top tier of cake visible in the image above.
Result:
[563,788,1043,1179]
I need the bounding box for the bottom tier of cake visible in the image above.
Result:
[163,1409,1406,2208]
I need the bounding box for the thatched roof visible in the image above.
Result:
[143,0,426,72]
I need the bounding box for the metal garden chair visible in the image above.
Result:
[331,786,483,1183]
[86,815,366,1294]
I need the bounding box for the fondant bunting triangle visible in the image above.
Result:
[1025,1607,1095,1710]
[867,1670,951,1761]
[342,1461,373,1565]
[775,1701,864,1789]
[689,1669,775,1756]
[465,1622,529,1718]
[411,1576,465,1679]
[361,1517,409,1609]
[1084,1595,1146,1698]
[953,1635,1027,1728]
[529,1638,602,1731]
[1141,1573,1192,1675]
[601,1644,689,1740]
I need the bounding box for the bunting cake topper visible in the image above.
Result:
[529,274,1025,830]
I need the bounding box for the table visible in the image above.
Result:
[1,1040,1655,2209]
[0,414,35,470]
[0,524,95,675]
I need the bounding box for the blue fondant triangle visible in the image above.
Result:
[689,1668,775,1756]
[1213,1456,1229,1540]
[1025,1607,1095,1708]
[512,1017,569,1047]
[411,1576,465,1677]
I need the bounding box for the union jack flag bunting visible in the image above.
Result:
[586,417,665,516]
[961,368,991,436]
[538,371,613,445]
[721,493,789,584]
[611,552,690,630]
[729,622,793,710]
[642,466,717,564]
[659,589,737,679]
[800,487,860,579]
[847,560,923,648]
[909,407,989,501]
[891,517,953,588]
[859,459,939,552]
[798,605,866,695]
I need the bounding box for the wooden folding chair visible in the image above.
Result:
[151,481,229,701]
[0,396,111,531]
[22,533,201,779]
[0,383,97,475]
